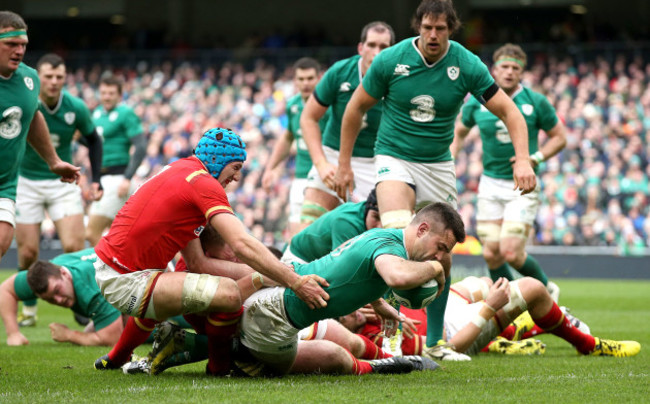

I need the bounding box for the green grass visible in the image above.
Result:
[1,271,649,404]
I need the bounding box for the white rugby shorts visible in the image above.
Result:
[16,176,83,224]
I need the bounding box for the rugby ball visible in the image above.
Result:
[392,280,439,309]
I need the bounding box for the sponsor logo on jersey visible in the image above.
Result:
[393,64,411,76]
[339,82,351,92]
[93,110,101,119]
[64,112,76,125]
[194,225,205,236]
[24,77,34,90]
[447,66,460,81]
[0,106,23,139]
[109,111,119,121]
[446,194,456,203]
[521,104,534,115]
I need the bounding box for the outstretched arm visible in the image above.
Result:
[262,130,294,192]
[0,275,29,346]
[375,254,445,296]
[49,316,123,346]
[209,213,330,309]
[300,95,333,187]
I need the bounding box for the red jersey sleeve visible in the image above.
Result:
[184,169,234,221]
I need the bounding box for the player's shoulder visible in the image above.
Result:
[115,103,136,114]
[62,91,90,111]
[17,62,38,79]
[286,93,303,107]
[447,41,479,61]
[328,55,361,75]
[11,63,39,90]
[520,86,550,104]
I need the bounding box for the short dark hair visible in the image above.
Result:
[200,225,226,251]
[26,261,61,294]
[414,202,466,243]
[0,11,27,31]
[360,21,395,45]
[411,0,460,35]
[293,57,321,73]
[99,74,123,94]
[37,53,65,71]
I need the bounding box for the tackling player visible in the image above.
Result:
[85,75,146,246]
[335,0,536,360]
[14,53,103,327]
[92,128,329,375]
[452,43,566,301]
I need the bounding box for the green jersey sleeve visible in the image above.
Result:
[362,50,391,100]
[124,108,144,138]
[12,271,37,302]
[72,96,96,136]
[533,92,559,131]
[460,97,480,128]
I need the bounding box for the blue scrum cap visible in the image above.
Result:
[194,128,247,179]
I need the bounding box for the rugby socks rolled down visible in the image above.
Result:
[205,308,243,376]
[109,317,158,365]
[533,302,595,354]
[514,255,548,286]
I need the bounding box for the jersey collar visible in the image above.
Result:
[39,92,64,115]
[411,37,450,69]
[357,57,364,82]
[509,84,524,99]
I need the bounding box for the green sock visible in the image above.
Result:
[514,254,548,286]
[183,332,208,362]
[489,263,513,282]
[425,280,450,347]
[17,267,37,308]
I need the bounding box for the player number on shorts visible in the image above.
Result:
[409,95,436,123]
[0,106,23,140]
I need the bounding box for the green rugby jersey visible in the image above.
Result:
[363,38,494,163]
[314,55,381,158]
[0,63,40,200]
[92,104,143,168]
[286,94,330,179]
[13,248,121,331]
[461,85,558,179]
[284,228,406,329]
[20,92,95,180]
[289,201,367,262]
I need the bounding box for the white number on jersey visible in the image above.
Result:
[495,120,512,143]
[0,106,23,140]
[409,95,436,123]
[50,133,61,148]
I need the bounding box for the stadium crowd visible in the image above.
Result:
[49,52,649,255]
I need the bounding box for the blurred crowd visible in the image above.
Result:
[53,51,649,255]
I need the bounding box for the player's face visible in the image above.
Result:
[492,60,523,93]
[206,243,240,263]
[338,310,366,332]
[38,270,75,308]
[294,68,318,100]
[0,28,28,77]
[38,63,66,100]
[417,13,450,63]
[411,222,456,263]
[358,29,392,73]
[99,83,121,111]
[365,209,382,230]
[218,161,243,188]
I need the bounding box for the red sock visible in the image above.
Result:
[533,303,595,354]
[204,308,243,376]
[183,313,207,334]
[499,325,516,340]
[109,317,158,365]
[345,350,373,375]
[521,325,545,339]
[359,335,392,359]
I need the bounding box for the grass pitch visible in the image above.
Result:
[0,272,648,404]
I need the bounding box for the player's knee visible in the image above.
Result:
[476,222,501,245]
[380,210,412,229]
[181,273,230,314]
[215,277,242,312]
[300,200,328,225]
[61,238,84,253]
[18,244,39,264]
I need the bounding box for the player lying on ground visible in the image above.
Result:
[0,249,123,346]
[442,276,640,357]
